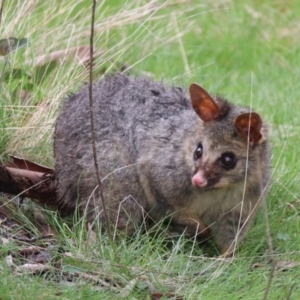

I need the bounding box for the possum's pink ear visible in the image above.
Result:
[234,112,263,144]
[189,83,219,122]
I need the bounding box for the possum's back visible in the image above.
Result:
[54,74,191,213]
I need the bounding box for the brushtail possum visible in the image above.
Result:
[54,74,270,256]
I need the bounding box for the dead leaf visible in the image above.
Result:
[6,155,53,173]
[151,292,184,300]
[18,89,30,101]
[18,246,42,256]
[74,272,111,287]
[0,215,6,224]
[0,165,57,209]
[17,247,52,264]
[120,278,138,298]
[87,222,97,246]
[5,254,14,266]
[1,237,9,245]
[28,250,52,264]
[64,252,85,259]
[33,207,58,236]
[0,204,14,225]
[276,260,298,271]
[15,263,54,273]
[251,260,298,272]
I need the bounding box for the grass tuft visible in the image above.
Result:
[1,0,300,299]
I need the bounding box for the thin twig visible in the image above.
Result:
[88,0,112,240]
[0,0,5,26]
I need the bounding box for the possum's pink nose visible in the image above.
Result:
[192,171,207,187]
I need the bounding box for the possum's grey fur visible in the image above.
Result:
[54,73,270,255]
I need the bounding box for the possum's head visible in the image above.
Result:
[189,83,268,190]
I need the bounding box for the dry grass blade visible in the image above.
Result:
[5,0,196,156]
[33,46,104,66]
[92,0,191,31]
[120,277,139,298]
[15,263,54,274]
[4,1,36,36]
[2,1,298,298]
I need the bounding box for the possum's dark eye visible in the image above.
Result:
[194,143,203,160]
[220,152,236,170]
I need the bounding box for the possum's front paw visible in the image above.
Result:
[171,213,211,238]
[219,243,237,258]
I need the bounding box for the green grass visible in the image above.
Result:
[1,0,300,299]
